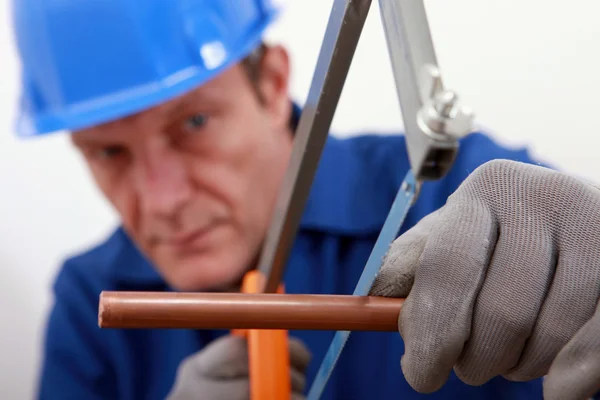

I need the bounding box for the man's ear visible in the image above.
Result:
[257,45,292,130]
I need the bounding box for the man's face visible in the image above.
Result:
[71,46,293,291]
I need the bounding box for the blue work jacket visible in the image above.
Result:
[37,112,548,399]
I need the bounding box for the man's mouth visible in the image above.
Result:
[162,224,218,250]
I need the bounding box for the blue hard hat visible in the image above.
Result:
[11,0,280,137]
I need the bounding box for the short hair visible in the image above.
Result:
[240,42,267,104]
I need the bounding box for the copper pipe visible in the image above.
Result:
[98,291,403,331]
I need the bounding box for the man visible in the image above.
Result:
[11,0,600,399]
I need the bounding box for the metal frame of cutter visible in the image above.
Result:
[254,0,475,397]
[255,0,474,294]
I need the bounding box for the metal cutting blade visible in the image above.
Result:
[307,170,418,399]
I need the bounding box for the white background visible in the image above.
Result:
[1,0,599,398]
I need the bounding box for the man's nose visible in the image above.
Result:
[133,142,193,217]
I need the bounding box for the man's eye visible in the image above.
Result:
[96,146,125,160]
[183,114,208,132]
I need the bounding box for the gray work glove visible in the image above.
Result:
[370,159,600,400]
[166,335,311,400]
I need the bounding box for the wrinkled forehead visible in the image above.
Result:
[70,91,189,142]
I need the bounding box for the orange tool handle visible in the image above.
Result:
[233,270,290,400]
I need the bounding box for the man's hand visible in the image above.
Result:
[371,160,600,400]
[166,335,311,400]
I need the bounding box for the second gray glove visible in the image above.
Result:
[371,159,600,400]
